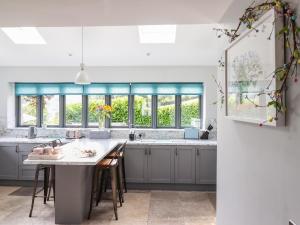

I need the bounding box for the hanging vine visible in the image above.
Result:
[214,0,300,125]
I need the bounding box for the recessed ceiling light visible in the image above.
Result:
[138,25,176,44]
[1,27,46,45]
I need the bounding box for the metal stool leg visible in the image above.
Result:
[122,157,127,193]
[110,167,118,220]
[29,165,40,217]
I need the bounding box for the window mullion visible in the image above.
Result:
[82,95,88,128]
[105,95,111,128]
[37,96,42,127]
[60,96,65,127]
[15,96,20,127]
[152,95,157,128]
[175,95,181,129]
[129,95,134,128]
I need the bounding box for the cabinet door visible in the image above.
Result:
[147,146,175,183]
[124,145,148,183]
[0,145,18,180]
[18,144,43,180]
[196,147,217,184]
[174,146,196,184]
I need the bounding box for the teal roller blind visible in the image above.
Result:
[83,83,130,95]
[16,83,203,96]
[15,83,84,96]
[130,83,203,95]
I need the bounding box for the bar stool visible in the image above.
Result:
[88,142,126,220]
[29,164,52,217]
[29,139,62,217]
[105,142,127,193]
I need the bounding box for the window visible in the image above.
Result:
[19,96,38,126]
[16,83,203,129]
[42,95,60,126]
[134,95,152,127]
[157,95,175,128]
[181,95,200,127]
[88,95,105,127]
[111,95,128,127]
[65,95,82,126]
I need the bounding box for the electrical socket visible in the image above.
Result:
[289,220,296,225]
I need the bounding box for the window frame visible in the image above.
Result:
[16,95,40,127]
[156,95,177,129]
[16,86,203,129]
[64,94,84,128]
[179,95,203,129]
[132,95,154,128]
[109,95,130,128]
[86,95,108,128]
[41,95,61,128]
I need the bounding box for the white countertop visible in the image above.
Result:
[0,137,217,146]
[127,139,217,146]
[0,137,71,144]
[23,139,125,166]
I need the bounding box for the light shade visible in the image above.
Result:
[75,64,90,85]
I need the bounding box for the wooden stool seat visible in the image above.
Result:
[107,151,124,158]
[98,159,118,168]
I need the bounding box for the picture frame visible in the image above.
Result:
[225,9,285,126]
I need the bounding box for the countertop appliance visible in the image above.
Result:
[28,126,37,139]
[66,130,83,139]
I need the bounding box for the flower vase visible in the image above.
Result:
[98,116,105,130]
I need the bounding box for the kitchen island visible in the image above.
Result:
[23,139,126,224]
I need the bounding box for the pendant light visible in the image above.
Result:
[75,26,91,85]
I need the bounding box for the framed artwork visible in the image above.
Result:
[225,9,285,126]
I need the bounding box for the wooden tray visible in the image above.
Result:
[28,153,64,160]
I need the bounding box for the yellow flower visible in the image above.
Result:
[103,105,112,112]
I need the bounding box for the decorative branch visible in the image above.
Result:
[214,0,300,126]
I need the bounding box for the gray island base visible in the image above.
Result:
[55,165,93,224]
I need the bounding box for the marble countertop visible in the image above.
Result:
[23,139,124,166]
[0,137,217,146]
[0,137,71,144]
[127,139,217,146]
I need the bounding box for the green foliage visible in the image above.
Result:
[56,96,201,127]
[181,101,199,127]
[66,103,82,124]
[111,97,128,124]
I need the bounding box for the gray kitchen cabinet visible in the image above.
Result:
[147,146,175,183]
[124,145,148,183]
[0,144,19,180]
[196,146,217,184]
[18,144,42,180]
[174,146,196,184]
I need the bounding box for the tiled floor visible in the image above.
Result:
[0,186,216,225]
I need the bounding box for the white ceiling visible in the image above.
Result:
[0,0,236,27]
[0,25,225,66]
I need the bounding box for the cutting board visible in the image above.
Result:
[28,153,64,160]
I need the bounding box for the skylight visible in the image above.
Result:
[138,25,176,44]
[1,27,46,44]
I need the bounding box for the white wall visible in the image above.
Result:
[0,66,217,128]
[217,1,300,224]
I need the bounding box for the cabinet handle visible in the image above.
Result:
[16,146,19,153]
[144,149,148,155]
[175,148,178,156]
[149,149,151,155]
[197,149,200,156]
